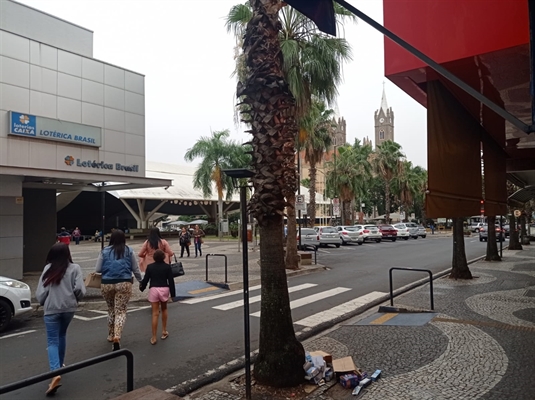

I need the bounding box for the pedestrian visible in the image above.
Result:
[36,243,86,396]
[138,228,174,272]
[431,223,435,235]
[139,249,176,345]
[191,224,205,258]
[72,227,82,245]
[178,226,191,258]
[95,229,142,351]
[57,227,71,245]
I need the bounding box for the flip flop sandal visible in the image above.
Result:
[161,332,169,340]
[150,338,157,345]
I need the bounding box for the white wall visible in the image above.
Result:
[0,176,23,279]
[0,0,93,58]
[0,30,146,176]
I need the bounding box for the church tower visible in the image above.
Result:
[374,85,394,148]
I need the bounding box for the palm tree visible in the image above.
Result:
[226,1,354,269]
[395,161,427,221]
[300,99,335,227]
[184,130,250,240]
[369,140,405,224]
[236,0,304,387]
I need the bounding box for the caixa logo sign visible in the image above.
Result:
[64,156,139,172]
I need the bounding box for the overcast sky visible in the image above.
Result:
[18,0,427,169]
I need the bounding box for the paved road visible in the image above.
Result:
[0,235,492,399]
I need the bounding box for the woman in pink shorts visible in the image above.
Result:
[139,250,176,345]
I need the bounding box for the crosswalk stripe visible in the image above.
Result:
[213,283,318,311]
[293,291,386,327]
[182,284,262,304]
[250,287,351,317]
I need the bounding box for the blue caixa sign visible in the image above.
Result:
[10,112,37,137]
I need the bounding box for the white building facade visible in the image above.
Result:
[0,0,170,278]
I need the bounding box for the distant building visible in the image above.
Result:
[373,86,395,148]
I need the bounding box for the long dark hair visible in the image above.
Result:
[108,230,127,258]
[147,228,162,250]
[43,243,72,287]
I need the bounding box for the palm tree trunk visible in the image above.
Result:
[285,193,300,270]
[308,163,317,228]
[485,215,501,261]
[384,182,391,224]
[218,196,223,241]
[239,0,304,387]
[508,213,522,250]
[342,199,351,225]
[450,217,473,279]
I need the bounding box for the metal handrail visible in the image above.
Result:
[0,349,134,395]
[389,267,434,310]
[205,254,228,283]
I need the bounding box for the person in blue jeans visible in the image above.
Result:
[36,243,86,396]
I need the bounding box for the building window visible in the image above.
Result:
[379,130,385,140]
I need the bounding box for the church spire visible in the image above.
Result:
[380,82,389,114]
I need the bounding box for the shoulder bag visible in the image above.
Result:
[170,255,185,277]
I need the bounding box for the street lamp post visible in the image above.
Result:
[222,168,254,400]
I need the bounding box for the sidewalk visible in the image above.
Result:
[180,246,535,400]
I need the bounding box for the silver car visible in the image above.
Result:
[297,228,320,250]
[354,224,382,243]
[316,226,342,248]
[403,222,420,239]
[337,226,364,245]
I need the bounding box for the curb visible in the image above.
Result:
[169,254,486,397]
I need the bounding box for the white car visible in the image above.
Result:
[337,226,364,245]
[354,224,382,243]
[393,223,412,240]
[0,276,32,331]
[297,228,320,250]
[404,222,420,239]
[316,226,342,248]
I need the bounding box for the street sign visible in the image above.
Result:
[296,195,306,212]
[514,209,521,217]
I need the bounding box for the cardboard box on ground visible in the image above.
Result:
[303,351,382,395]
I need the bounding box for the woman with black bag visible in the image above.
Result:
[178,226,191,258]
[139,250,176,345]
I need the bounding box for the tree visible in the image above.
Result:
[300,99,335,227]
[237,0,304,387]
[485,215,501,261]
[226,1,354,269]
[450,217,473,279]
[395,161,427,221]
[184,130,251,240]
[369,140,405,224]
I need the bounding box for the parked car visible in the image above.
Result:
[502,224,510,237]
[297,228,320,250]
[336,226,364,245]
[479,225,505,242]
[316,226,342,248]
[0,276,32,331]
[471,222,486,233]
[404,222,420,239]
[393,223,418,240]
[417,225,427,238]
[354,224,382,243]
[377,224,397,241]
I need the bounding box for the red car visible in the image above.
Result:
[377,224,398,241]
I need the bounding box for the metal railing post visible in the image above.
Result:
[205,254,228,283]
[388,267,434,310]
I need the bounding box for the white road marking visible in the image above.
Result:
[0,330,36,339]
[182,285,262,304]
[250,287,351,317]
[213,283,318,310]
[74,305,151,321]
[294,291,386,327]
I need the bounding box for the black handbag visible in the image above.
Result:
[170,255,185,277]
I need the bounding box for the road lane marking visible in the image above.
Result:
[182,284,262,304]
[74,305,151,321]
[294,291,386,327]
[213,283,317,311]
[250,287,351,317]
[0,330,36,339]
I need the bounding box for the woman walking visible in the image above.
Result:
[139,250,176,345]
[192,224,205,257]
[138,228,174,272]
[178,226,191,258]
[36,243,86,396]
[95,229,142,351]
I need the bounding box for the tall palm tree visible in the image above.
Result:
[300,99,335,227]
[237,0,304,387]
[184,130,250,240]
[395,161,427,221]
[226,1,354,269]
[369,140,405,224]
